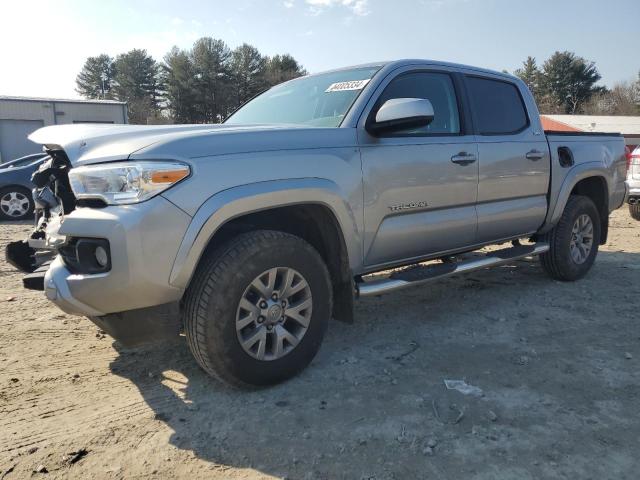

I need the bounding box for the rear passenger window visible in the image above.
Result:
[466,77,528,135]
[375,72,460,135]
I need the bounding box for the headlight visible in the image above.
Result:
[68,161,190,205]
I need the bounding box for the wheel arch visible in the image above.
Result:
[569,176,609,243]
[0,183,32,194]
[169,179,361,322]
[543,166,610,244]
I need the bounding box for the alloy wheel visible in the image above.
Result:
[570,213,594,264]
[235,267,312,361]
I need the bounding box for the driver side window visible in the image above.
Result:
[376,72,461,136]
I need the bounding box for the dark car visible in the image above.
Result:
[0,153,47,220]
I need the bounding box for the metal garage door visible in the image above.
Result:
[0,119,44,163]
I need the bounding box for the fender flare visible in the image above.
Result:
[168,178,362,289]
[540,162,610,233]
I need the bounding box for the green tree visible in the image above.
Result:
[163,47,199,123]
[265,54,307,87]
[112,49,162,124]
[230,44,267,110]
[514,56,541,99]
[75,54,115,99]
[190,37,232,123]
[78,42,308,123]
[540,51,603,114]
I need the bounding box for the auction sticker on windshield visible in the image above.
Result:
[325,79,371,92]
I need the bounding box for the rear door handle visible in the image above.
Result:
[526,149,545,161]
[451,152,477,165]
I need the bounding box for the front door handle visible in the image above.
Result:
[451,152,477,165]
[526,149,545,161]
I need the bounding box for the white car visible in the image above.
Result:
[627,146,640,220]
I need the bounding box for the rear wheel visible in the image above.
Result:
[0,186,33,221]
[630,203,640,221]
[539,195,601,281]
[182,230,332,387]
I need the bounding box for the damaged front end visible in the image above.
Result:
[5,148,76,290]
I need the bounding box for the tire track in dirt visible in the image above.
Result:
[0,392,179,456]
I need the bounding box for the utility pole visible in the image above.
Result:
[100,72,108,99]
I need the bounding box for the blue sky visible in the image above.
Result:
[1,0,638,99]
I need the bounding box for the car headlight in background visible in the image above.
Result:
[68,161,190,205]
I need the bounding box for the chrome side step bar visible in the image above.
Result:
[356,242,549,297]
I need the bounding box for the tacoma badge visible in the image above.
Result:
[389,201,428,212]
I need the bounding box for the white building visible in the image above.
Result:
[0,96,128,162]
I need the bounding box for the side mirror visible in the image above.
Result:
[367,98,434,136]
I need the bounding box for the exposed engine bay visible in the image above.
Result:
[5,149,75,282]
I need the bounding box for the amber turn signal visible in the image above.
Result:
[151,168,189,184]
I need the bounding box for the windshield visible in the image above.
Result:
[225,66,380,127]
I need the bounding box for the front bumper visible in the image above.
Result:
[39,195,191,317]
[45,257,105,316]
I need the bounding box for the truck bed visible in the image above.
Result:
[544,132,628,232]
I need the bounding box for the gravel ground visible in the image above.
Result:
[1,209,639,479]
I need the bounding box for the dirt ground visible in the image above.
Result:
[1,208,639,479]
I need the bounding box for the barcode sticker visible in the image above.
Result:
[325,79,371,93]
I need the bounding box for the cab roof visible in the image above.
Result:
[315,59,519,82]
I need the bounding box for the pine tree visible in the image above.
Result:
[514,56,541,99]
[265,54,307,87]
[77,42,307,123]
[163,47,199,123]
[540,51,603,114]
[75,54,115,99]
[190,37,232,122]
[230,44,267,110]
[112,49,162,124]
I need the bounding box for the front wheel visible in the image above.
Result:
[182,230,332,387]
[539,195,601,281]
[630,203,640,221]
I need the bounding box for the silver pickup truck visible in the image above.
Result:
[7,59,627,387]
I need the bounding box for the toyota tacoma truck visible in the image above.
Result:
[6,60,628,387]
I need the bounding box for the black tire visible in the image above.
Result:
[630,204,640,221]
[182,230,332,387]
[0,186,34,221]
[539,195,601,281]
